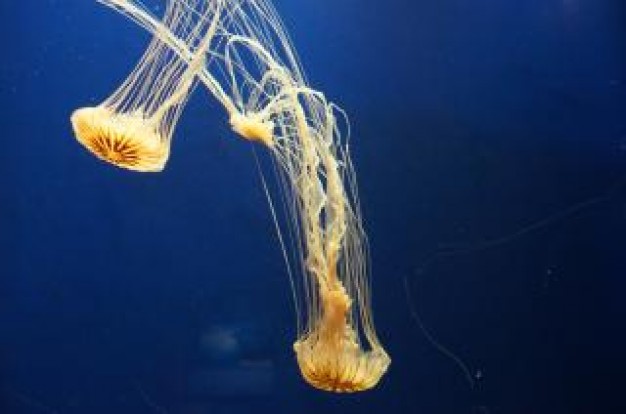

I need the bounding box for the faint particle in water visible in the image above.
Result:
[404,275,477,390]
[542,267,560,292]
[200,327,241,363]
[474,369,483,381]
[72,0,390,392]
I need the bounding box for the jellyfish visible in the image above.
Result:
[74,0,391,392]
[71,0,226,172]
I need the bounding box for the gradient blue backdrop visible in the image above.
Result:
[1,0,625,413]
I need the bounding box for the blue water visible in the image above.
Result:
[1,0,625,413]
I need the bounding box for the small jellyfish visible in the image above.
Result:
[77,0,391,392]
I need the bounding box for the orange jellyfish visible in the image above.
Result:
[74,0,391,391]
[70,0,225,172]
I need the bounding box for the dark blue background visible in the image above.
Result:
[1,0,625,413]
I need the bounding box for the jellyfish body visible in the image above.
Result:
[71,106,169,172]
[75,0,390,391]
[71,0,224,171]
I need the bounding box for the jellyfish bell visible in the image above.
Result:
[229,111,275,147]
[294,338,390,393]
[294,287,390,392]
[71,106,169,172]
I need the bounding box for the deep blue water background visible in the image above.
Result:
[1,0,625,413]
